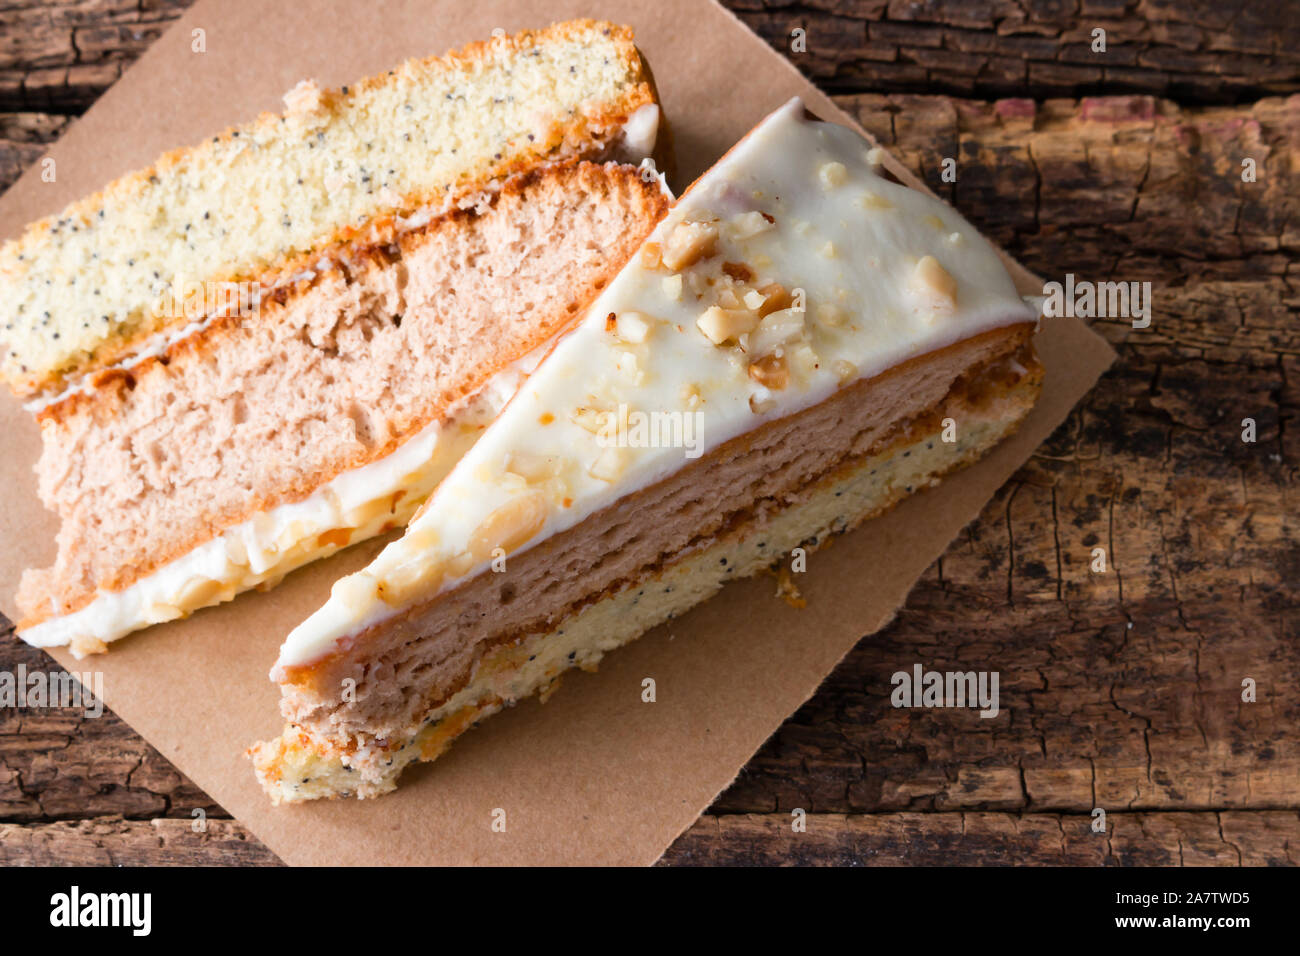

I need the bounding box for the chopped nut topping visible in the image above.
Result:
[378,559,444,607]
[469,491,547,562]
[748,354,789,390]
[833,359,858,384]
[716,287,743,310]
[661,220,719,270]
[506,452,559,483]
[818,161,848,188]
[722,261,754,282]
[616,349,639,378]
[750,308,806,355]
[615,310,653,344]
[570,406,605,433]
[866,147,885,167]
[730,210,775,240]
[743,289,767,312]
[749,394,777,414]
[910,255,958,311]
[756,283,793,317]
[662,274,683,300]
[815,303,848,327]
[681,383,703,409]
[697,305,758,345]
[331,571,377,611]
[640,242,663,270]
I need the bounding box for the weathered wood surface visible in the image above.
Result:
[1,0,1297,865]
[0,0,1296,113]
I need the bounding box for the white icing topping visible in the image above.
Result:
[613,103,660,165]
[273,97,1037,675]
[18,348,546,654]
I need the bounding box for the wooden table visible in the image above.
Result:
[1,0,1296,866]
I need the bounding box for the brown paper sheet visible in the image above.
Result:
[0,0,1115,865]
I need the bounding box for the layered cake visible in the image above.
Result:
[4,21,671,655]
[251,97,1045,803]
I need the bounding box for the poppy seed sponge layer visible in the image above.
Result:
[0,19,659,398]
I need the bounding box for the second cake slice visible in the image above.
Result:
[11,21,671,655]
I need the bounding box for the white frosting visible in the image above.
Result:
[18,348,545,654]
[273,97,1037,675]
[613,104,660,165]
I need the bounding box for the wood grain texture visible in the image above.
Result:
[1,0,1296,865]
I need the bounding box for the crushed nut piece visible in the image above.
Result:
[640,242,663,270]
[748,354,789,389]
[331,571,377,611]
[615,311,653,344]
[716,287,743,310]
[506,452,559,483]
[751,308,806,355]
[730,210,775,240]
[832,359,858,384]
[910,255,958,311]
[570,406,605,433]
[697,305,757,345]
[469,492,547,562]
[722,261,754,282]
[661,220,719,270]
[759,284,794,317]
[819,161,848,188]
[378,559,444,607]
[816,303,848,327]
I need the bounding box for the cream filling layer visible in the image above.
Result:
[274,96,1038,675]
[18,349,544,656]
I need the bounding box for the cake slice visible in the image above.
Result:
[9,21,671,656]
[251,97,1044,803]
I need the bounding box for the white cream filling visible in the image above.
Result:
[611,103,659,165]
[18,348,546,655]
[274,96,1038,675]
